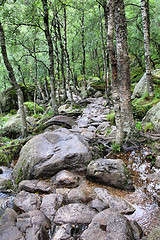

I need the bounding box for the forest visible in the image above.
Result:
[0,0,160,239]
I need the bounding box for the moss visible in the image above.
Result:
[106,112,115,125]
[24,101,44,115]
[144,122,154,133]
[132,94,160,119]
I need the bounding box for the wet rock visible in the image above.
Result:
[40,193,63,221]
[147,227,160,240]
[87,158,135,191]
[16,210,51,240]
[155,156,160,168]
[53,203,97,225]
[92,188,135,214]
[51,170,80,188]
[13,128,92,183]
[0,208,24,240]
[80,209,137,240]
[13,190,41,213]
[19,179,54,193]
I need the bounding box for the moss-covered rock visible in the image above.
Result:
[88,77,105,91]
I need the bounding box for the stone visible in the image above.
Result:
[16,210,51,240]
[67,188,90,204]
[58,104,82,117]
[147,227,160,240]
[155,156,160,168]
[87,158,135,191]
[13,190,41,212]
[0,208,24,240]
[80,209,140,240]
[53,203,97,225]
[0,115,36,139]
[142,102,160,133]
[51,170,80,188]
[40,193,63,221]
[19,180,54,193]
[13,128,92,183]
[94,91,103,98]
[92,188,135,214]
[0,168,3,174]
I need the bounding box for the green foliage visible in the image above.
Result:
[144,122,154,133]
[136,121,142,131]
[132,94,160,119]
[0,116,9,128]
[111,143,121,153]
[106,112,115,125]
[10,109,17,115]
[24,101,44,115]
[130,68,144,83]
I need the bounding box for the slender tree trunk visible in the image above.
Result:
[0,21,28,137]
[99,4,108,96]
[107,0,123,146]
[56,12,67,101]
[141,0,154,96]
[41,0,57,114]
[81,1,87,89]
[114,0,135,139]
[63,6,73,103]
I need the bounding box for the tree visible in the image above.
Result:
[114,0,136,140]
[0,21,28,137]
[141,0,154,96]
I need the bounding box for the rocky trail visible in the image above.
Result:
[0,96,160,240]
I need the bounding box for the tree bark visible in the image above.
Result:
[41,0,57,114]
[81,1,87,89]
[107,0,123,146]
[0,21,28,137]
[114,0,135,139]
[141,0,154,96]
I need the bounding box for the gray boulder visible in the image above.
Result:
[142,102,160,133]
[40,193,63,221]
[13,128,92,183]
[87,158,135,191]
[80,209,142,240]
[16,210,51,240]
[155,156,160,168]
[18,180,54,193]
[131,73,148,99]
[13,190,41,212]
[53,203,97,225]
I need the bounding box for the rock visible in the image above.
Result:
[0,168,3,174]
[131,73,148,99]
[96,122,111,135]
[0,208,24,240]
[51,170,81,188]
[92,188,135,214]
[94,91,103,98]
[13,128,92,183]
[130,220,143,240]
[44,115,76,129]
[147,227,160,240]
[40,193,63,221]
[80,209,140,240]
[0,178,12,190]
[155,156,160,168]
[67,188,91,204]
[16,210,51,240]
[88,77,105,91]
[87,158,135,191]
[142,102,160,133]
[19,180,54,193]
[13,190,41,212]
[0,115,36,138]
[58,104,82,117]
[52,223,88,240]
[89,198,108,212]
[53,203,97,225]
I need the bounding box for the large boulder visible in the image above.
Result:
[142,101,160,133]
[131,69,160,100]
[0,115,36,139]
[147,227,160,240]
[13,128,92,183]
[87,158,135,191]
[80,209,142,240]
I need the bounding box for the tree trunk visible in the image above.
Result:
[114,0,135,139]
[0,21,28,137]
[63,6,73,103]
[81,1,87,89]
[41,0,57,114]
[107,0,123,146]
[141,0,154,96]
